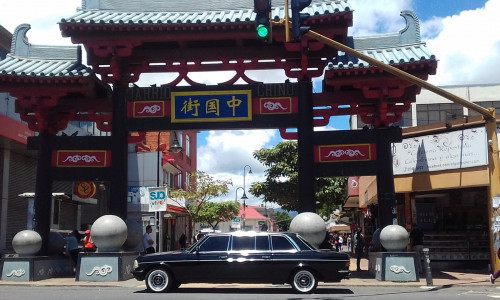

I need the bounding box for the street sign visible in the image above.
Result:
[148,187,168,212]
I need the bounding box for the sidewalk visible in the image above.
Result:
[0,258,492,288]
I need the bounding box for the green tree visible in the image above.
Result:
[273,211,293,231]
[169,171,232,241]
[198,201,240,231]
[249,141,346,218]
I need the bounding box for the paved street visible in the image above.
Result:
[0,285,499,300]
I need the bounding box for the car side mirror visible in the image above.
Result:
[196,246,200,255]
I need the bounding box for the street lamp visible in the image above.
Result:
[169,131,183,154]
[235,187,244,231]
[242,165,252,230]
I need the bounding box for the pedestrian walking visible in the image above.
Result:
[491,237,500,284]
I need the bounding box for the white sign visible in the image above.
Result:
[128,186,153,204]
[147,187,168,212]
[392,127,488,175]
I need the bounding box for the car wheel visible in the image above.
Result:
[145,268,173,293]
[291,269,317,293]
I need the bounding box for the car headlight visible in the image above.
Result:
[133,260,139,270]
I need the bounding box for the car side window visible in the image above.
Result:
[255,236,270,251]
[271,235,296,251]
[232,236,255,251]
[199,236,229,252]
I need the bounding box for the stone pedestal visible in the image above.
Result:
[76,252,138,282]
[368,252,419,282]
[1,256,73,281]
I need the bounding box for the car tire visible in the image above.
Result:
[145,268,173,293]
[290,269,318,293]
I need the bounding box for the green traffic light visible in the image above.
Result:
[256,24,269,38]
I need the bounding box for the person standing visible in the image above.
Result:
[355,230,364,271]
[143,225,155,254]
[491,237,500,284]
[66,230,81,272]
[179,233,187,249]
[410,225,424,274]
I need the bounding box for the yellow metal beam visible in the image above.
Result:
[304,30,494,119]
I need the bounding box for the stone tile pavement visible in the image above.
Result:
[0,258,493,289]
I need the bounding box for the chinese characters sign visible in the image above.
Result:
[314,144,377,163]
[171,90,252,123]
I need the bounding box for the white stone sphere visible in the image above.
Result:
[380,225,409,252]
[123,219,143,250]
[12,230,42,256]
[91,215,128,252]
[289,212,326,247]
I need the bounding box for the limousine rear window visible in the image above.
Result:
[271,235,296,251]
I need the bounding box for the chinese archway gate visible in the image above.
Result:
[0,0,437,254]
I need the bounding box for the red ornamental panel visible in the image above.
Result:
[256,97,297,114]
[52,150,111,167]
[314,144,377,163]
[127,101,168,118]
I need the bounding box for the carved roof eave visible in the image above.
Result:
[59,1,353,33]
[0,24,111,97]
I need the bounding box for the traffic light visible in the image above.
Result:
[254,0,272,42]
[291,0,312,40]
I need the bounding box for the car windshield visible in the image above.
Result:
[185,237,204,252]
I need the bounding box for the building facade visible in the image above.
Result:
[346,83,500,265]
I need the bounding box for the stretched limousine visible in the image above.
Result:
[133,231,350,293]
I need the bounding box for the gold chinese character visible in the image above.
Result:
[181,98,200,117]
[206,99,220,116]
[226,96,243,117]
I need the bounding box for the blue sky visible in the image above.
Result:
[1,0,498,207]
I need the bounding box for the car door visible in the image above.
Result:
[174,235,230,283]
[270,234,300,283]
[222,235,273,283]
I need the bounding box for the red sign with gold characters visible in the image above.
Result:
[314,144,376,163]
[74,182,96,199]
[52,150,111,167]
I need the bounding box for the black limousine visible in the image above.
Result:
[133,231,350,293]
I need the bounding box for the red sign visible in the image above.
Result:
[347,177,359,197]
[52,150,111,167]
[0,114,34,145]
[74,182,96,199]
[256,97,297,114]
[128,101,167,118]
[314,144,376,163]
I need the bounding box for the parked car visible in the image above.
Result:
[132,231,350,293]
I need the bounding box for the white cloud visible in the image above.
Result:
[424,0,500,85]
[348,0,412,36]
[197,129,277,206]
[0,0,81,45]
